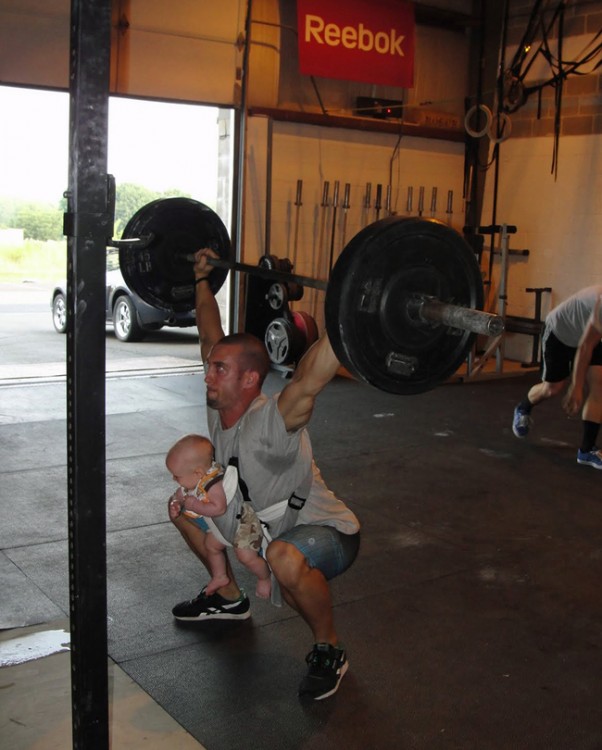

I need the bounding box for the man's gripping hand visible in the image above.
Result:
[193,247,219,281]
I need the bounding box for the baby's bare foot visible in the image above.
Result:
[255,578,271,599]
[205,574,230,596]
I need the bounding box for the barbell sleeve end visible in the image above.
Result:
[410,296,505,337]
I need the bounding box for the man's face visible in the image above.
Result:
[204,343,248,410]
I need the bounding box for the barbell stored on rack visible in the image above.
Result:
[116,197,503,394]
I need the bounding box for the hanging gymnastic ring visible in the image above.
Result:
[488,112,512,144]
[464,104,492,138]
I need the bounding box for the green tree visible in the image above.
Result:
[114,183,158,236]
[0,197,18,228]
[14,202,63,240]
[2,185,194,239]
[113,183,191,236]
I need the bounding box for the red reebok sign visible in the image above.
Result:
[297,0,415,88]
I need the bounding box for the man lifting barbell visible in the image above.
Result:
[115,197,502,696]
[169,247,361,702]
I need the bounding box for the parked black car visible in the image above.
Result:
[51,251,196,342]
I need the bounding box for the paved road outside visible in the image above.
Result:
[0,281,203,385]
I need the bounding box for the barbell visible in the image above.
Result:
[116,197,503,395]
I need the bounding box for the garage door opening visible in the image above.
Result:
[0,85,233,330]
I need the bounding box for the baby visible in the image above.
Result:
[166,434,271,599]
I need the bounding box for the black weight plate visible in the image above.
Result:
[119,197,231,312]
[325,216,484,395]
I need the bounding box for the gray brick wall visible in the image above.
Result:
[506,0,602,136]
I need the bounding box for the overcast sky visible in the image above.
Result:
[0,85,220,206]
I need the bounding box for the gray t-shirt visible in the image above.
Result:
[545,285,602,347]
[207,393,360,538]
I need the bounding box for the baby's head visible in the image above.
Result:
[166,434,214,491]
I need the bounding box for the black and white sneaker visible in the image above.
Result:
[298,643,348,700]
[172,587,251,621]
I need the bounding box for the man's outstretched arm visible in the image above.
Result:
[193,249,225,362]
[277,332,340,432]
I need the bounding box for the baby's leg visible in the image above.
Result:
[236,548,271,599]
[254,576,271,599]
[204,533,230,595]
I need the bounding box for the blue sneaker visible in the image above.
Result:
[512,405,532,438]
[577,448,602,470]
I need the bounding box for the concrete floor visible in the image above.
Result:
[0,621,205,749]
[1,364,602,749]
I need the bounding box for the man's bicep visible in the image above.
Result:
[277,382,313,432]
[198,320,223,363]
[276,334,339,431]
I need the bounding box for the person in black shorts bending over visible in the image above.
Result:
[169,248,361,701]
[512,286,602,469]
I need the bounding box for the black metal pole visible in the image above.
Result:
[230,0,253,331]
[327,180,340,277]
[63,1,112,747]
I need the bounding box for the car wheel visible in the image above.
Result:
[112,295,144,342]
[52,293,67,333]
